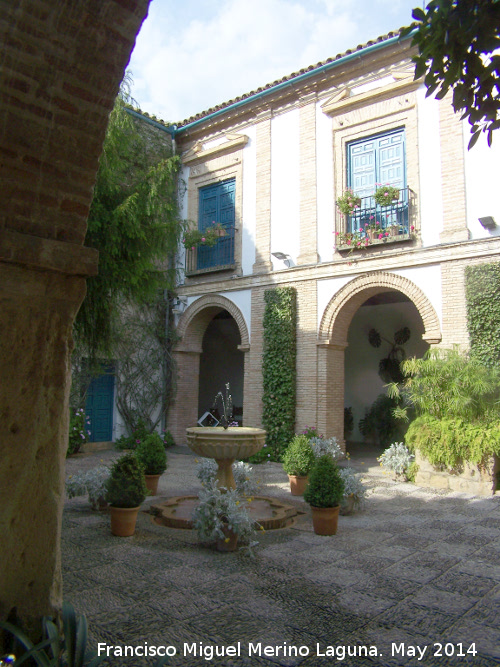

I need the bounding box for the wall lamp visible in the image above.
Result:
[478,216,497,230]
[272,251,294,268]
[172,296,188,314]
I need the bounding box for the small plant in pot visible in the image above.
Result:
[66,466,110,510]
[282,434,315,495]
[105,453,147,536]
[136,433,167,495]
[303,455,345,535]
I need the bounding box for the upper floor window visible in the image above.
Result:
[346,129,410,237]
[185,178,236,274]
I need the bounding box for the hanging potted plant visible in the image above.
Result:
[105,453,147,536]
[282,434,315,495]
[336,188,362,216]
[136,433,167,495]
[182,222,225,249]
[303,455,345,535]
[374,184,400,206]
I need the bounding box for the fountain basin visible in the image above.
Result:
[186,426,266,490]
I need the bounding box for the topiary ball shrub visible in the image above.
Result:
[105,453,147,508]
[304,455,345,508]
[282,435,315,476]
[136,433,167,475]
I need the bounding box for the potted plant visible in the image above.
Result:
[338,466,367,515]
[182,222,225,249]
[282,434,315,495]
[387,223,401,237]
[336,188,361,216]
[192,482,260,553]
[66,466,110,510]
[303,455,345,535]
[105,453,147,536]
[374,184,400,206]
[136,432,167,495]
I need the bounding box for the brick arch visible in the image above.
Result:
[176,294,250,352]
[319,271,442,347]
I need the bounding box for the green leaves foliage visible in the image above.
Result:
[465,262,500,367]
[405,414,500,468]
[136,433,168,475]
[74,83,182,358]
[401,0,500,148]
[105,453,147,508]
[262,287,297,460]
[303,455,345,508]
[282,435,315,476]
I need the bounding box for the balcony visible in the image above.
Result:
[345,186,414,237]
[185,226,236,276]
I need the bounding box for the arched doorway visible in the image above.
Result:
[317,272,442,449]
[170,295,250,443]
[198,310,244,423]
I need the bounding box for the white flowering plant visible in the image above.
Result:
[378,442,414,477]
[67,408,91,456]
[196,458,259,497]
[192,482,261,554]
[66,466,110,510]
[338,466,367,511]
[309,436,345,462]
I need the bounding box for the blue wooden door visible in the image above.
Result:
[85,368,114,442]
[198,179,235,269]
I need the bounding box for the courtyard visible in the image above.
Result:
[63,446,500,667]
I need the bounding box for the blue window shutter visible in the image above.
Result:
[197,178,235,269]
[348,129,406,195]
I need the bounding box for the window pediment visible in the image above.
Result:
[183,133,249,164]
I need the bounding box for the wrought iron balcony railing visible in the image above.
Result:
[185,226,236,276]
[345,186,414,237]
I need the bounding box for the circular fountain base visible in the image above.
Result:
[151,495,300,530]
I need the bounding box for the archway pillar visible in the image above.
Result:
[168,348,202,445]
[317,341,347,452]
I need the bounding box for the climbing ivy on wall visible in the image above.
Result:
[465,262,500,366]
[262,287,297,460]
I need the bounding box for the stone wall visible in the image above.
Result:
[415,451,499,497]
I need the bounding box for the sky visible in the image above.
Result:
[128,0,423,125]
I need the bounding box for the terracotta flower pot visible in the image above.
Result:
[216,523,238,552]
[145,474,161,495]
[310,505,340,535]
[288,475,308,496]
[110,506,140,537]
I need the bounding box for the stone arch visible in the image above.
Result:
[0,0,151,634]
[316,271,442,447]
[176,294,250,352]
[319,271,442,347]
[169,295,250,442]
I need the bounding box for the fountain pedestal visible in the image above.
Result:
[185,426,266,490]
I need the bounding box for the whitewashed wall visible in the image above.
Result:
[270,108,300,269]
[417,86,444,247]
[241,125,257,275]
[317,100,335,263]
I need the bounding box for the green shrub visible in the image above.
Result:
[303,455,345,508]
[162,429,175,448]
[67,408,90,456]
[465,262,500,367]
[114,418,151,450]
[405,414,500,468]
[262,287,297,460]
[282,435,315,476]
[105,453,147,508]
[358,394,406,447]
[136,433,167,475]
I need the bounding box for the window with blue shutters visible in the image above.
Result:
[195,178,236,271]
[346,129,410,236]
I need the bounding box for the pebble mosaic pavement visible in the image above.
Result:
[63,446,500,667]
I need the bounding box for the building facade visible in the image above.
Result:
[166,31,500,448]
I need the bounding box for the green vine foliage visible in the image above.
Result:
[74,78,182,359]
[405,414,500,468]
[465,262,500,367]
[262,287,297,460]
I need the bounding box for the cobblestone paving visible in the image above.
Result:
[63,448,500,667]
